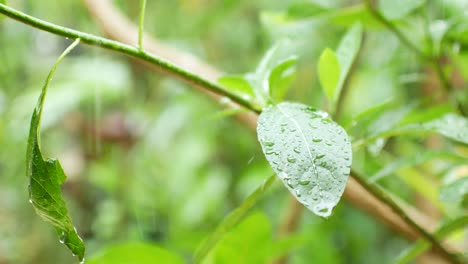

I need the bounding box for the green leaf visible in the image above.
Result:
[87,242,185,264]
[253,40,296,105]
[218,75,255,100]
[204,212,273,264]
[318,48,341,104]
[194,174,276,263]
[286,2,329,19]
[395,216,468,264]
[439,177,468,204]
[269,56,298,102]
[257,102,352,217]
[318,23,362,111]
[354,112,468,150]
[335,23,362,101]
[379,0,426,20]
[370,151,467,183]
[419,113,468,144]
[429,20,450,55]
[328,4,382,29]
[26,39,85,261]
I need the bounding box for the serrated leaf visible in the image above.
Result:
[257,102,352,217]
[87,242,185,264]
[269,57,298,102]
[439,177,468,204]
[335,23,362,101]
[26,39,84,261]
[379,0,426,20]
[218,75,255,99]
[318,48,341,104]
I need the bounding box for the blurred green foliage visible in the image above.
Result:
[0,0,467,263]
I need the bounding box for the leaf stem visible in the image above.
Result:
[363,0,427,60]
[193,174,276,263]
[352,171,463,264]
[138,0,146,50]
[0,4,260,114]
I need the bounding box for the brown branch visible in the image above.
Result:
[82,0,456,260]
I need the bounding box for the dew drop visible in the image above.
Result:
[293,148,301,154]
[312,138,322,143]
[287,157,297,163]
[263,141,275,147]
[316,154,326,159]
[299,180,310,185]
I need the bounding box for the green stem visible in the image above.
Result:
[138,0,147,50]
[193,174,277,263]
[364,0,427,60]
[352,171,463,264]
[0,4,260,114]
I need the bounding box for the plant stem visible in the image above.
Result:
[138,0,146,50]
[0,4,260,114]
[194,174,277,263]
[363,0,427,60]
[352,171,463,264]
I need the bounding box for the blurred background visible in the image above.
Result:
[1,0,467,263]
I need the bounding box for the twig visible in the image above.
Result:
[352,171,463,264]
[0,4,260,114]
[138,0,146,50]
[363,0,427,60]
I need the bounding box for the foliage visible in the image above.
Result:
[0,0,467,263]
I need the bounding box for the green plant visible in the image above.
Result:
[0,1,467,263]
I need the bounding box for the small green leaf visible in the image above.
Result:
[218,75,255,99]
[421,113,468,144]
[268,56,298,102]
[429,20,450,55]
[257,102,352,217]
[87,242,185,264]
[318,48,341,103]
[369,151,466,183]
[439,177,468,204]
[253,40,296,105]
[204,212,273,264]
[286,2,329,19]
[379,0,425,20]
[194,174,276,263]
[335,23,362,101]
[26,39,84,261]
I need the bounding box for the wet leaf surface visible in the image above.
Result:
[257,102,352,217]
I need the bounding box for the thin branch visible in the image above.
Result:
[363,0,427,60]
[138,0,146,50]
[352,171,463,264]
[0,4,260,115]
